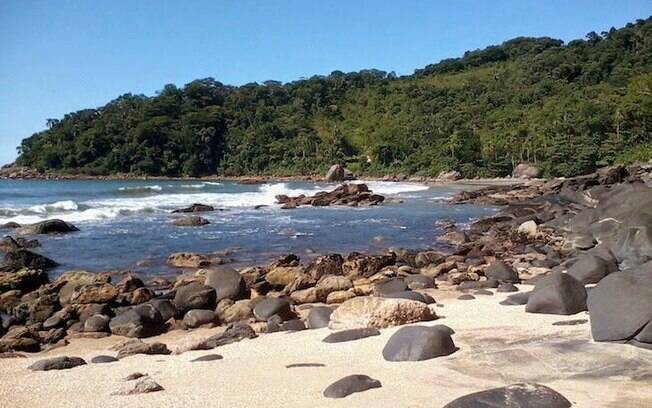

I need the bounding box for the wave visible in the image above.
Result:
[117,185,163,193]
[28,200,79,213]
[350,180,430,195]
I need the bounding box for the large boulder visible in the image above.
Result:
[114,340,171,359]
[512,163,541,179]
[525,272,587,315]
[109,303,165,338]
[566,255,615,284]
[443,383,571,408]
[198,322,257,349]
[2,249,57,271]
[485,261,520,283]
[323,374,381,399]
[18,219,79,235]
[167,252,213,268]
[204,267,246,302]
[587,261,652,346]
[0,268,48,292]
[307,306,333,329]
[382,325,457,361]
[68,283,118,304]
[173,282,217,313]
[342,252,396,278]
[328,296,434,330]
[306,254,343,280]
[325,164,345,182]
[252,297,293,321]
[183,309,217,328]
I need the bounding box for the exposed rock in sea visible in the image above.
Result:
[17,219,79,235]
[172,216,210,227]
[2,249,58,272]
[171,203,215,213]
[276,183,384,208]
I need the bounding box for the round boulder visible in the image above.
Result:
[443,383,571,408]
[173,282,217,313]
[323,374,381,398]
[183,309,217,328]
[382,325,457,361]
[525,272,587,315]
[307,306,333,329]
[253,297,293,322]
[204,267,246,302]
[485,261,520,283]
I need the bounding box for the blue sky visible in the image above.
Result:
[0,1,650,165]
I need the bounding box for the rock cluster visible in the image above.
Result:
[276,183,384,209]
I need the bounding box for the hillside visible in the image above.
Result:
[14,17,652,178]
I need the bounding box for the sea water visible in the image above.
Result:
[0,179,498,276]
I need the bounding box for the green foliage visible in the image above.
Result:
[16,18,652,177]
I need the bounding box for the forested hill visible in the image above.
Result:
[15,17,652,178]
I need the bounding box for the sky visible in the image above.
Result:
[0,1,650,165]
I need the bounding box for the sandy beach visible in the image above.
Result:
[2,287,650,408]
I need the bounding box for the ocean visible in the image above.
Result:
[0,179,498,276]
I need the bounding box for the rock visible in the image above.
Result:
[438,231,469,245]
[285,363,325,368]
[173,282,217,313]
[278,319,306,332]
[404,275,434,290]
[0,268,48,292]
[485,261,520,283]
[497,282,519,292]
[342,252,396,278]
[326,290,355,304]
[91,355,118,364]
[525,272,587,315]
[414,251,444,268]
[322,328,380,343]
[124,372,147,381]
[109,304,165,338]
[113,378,164,395]
[198,323,257,349]
[28,356,86,371]
[204,267,246,302]
[443,383,571,408]
[221,300,253,323]
[167,252,212,268]
[325,164,345,182]
[148,299,177,321]
[307,307,333,329]
[265,266,305,287]
[372,278,407,296]
[437,170,462,181]
[69,283,118,304]
[512,163,541,179]
[306,254,343,280]
[290,287,319,304]
[567,255,615,284]
[328,296,434,330]
[126,287,154,304]
[0,336,40,353]
[2,249,58,271]
[172,216,210,227]
[83,314,110,332]
[191,354,223,362]
[172,203,215,213]
[183,309,217,328]
[253,297,292,321]
[457,294,475,300]
[17,219,79,235]
[323,374,382,399]
[517,220,538,237]
[315,275,353,298]
[457,279,498,290]
[1,222,21,229]
[114,340,171,359]
[500,292,531,306]
[382,291,434,304]
[587,261,652,345]
[382,325,457,361]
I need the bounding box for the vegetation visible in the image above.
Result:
[16,17,652,178]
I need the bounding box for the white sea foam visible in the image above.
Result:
[117,185,163,192]
[350,180,430,195]
[28,200,79,213]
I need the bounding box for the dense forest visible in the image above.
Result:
[15,17,652,178]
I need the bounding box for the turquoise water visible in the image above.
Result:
[0,179,498,275]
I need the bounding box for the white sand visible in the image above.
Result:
[1,288,651,408]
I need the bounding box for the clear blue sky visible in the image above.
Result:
[1,0,650,165]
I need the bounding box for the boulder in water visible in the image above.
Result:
[18,219,78,235]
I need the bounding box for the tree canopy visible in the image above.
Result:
[16,17,652,178]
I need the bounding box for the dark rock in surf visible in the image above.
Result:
[172,204,215,213]
[18,219,79,235]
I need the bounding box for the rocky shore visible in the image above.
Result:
[1,165,651,406]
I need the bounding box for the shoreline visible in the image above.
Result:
[1,164,651,406]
